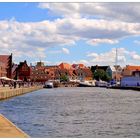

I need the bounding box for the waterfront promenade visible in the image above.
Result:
[0,114,29,138]
[0,85,43,100]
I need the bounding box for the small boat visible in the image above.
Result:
[79,80,95,87]
[44,81,54,88]
[95,80,108,87]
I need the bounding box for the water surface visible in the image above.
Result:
[0,87,140,137]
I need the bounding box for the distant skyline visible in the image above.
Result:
[1,3,140,66]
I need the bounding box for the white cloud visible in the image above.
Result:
[130,51,140,61]
[48,48,70,55]
[87,39,118,46]
[86,48,130,66]
[62,48,70,54]
[1,10,140,63]
[38,3,81,18]
[72,60,90,66]
[87,52,98,57]
[38,3,140,23]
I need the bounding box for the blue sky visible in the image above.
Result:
[0,2,140,66]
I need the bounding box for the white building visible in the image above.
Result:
[121,71,140,87]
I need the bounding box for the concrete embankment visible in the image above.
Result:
[0,114,29,138]
[0,86,43,100]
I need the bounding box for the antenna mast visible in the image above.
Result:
[115,48,118,83]
[115,48,118,66]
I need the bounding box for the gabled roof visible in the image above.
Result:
[125,65,140,71]
[110,66,116,71]
[59,63,71,69]
[91,65,109,71]
[12,64,18,73]
[0,55,11,68]
[78,64,85,68]
[16,60,30,72]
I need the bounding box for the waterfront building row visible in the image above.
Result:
[12,61,93,82]
[1,54,140,87]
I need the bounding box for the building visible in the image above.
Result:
[72,64,86,69]
[0,62,7,77]
[0,54,12,78]
[108,65,122,81]
[30,63,59,82]
[36,61,45,67]
[11,63,18,79]
[76,68,93,81]
[91,65,122,81]
[59,63,71,69]
[29,61,93,82]
[13,60,31,81]
[121,71,140,87]
[122,65,140,77]
[30,66,48,82]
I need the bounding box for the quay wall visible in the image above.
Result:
[109,86,140,91]
[0,114,29,138]
[0,86,43,100]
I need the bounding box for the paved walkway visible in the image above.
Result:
[0,114,29,138]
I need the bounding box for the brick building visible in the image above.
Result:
[0,62,7,77]
[13,60,31,81]
[29,61,93,82]
[0,54,12,78]
[30,63,59,82]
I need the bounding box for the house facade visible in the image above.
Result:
[0,54,12,78]
[108,65,122,81]
[122,65,140,77]
[91,65,122,81]
[30,64,59,82]
[121,71,140,87]
[76,68,93,81]
[0,62,7,77]
[13,60,31,81]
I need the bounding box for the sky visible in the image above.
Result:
[1,2,140,66]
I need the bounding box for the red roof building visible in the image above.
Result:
[122,65,140,76]
[13,60,31,81]
[59,63,71,69]
[0,62,7,77]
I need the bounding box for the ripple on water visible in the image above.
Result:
[0,87,140,137]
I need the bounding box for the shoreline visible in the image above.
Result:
[0,114,29,138]
[108,86,140,91]
[0,86,43,100]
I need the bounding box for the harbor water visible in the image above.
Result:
[0,87,140,137]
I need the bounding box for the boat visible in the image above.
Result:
[95,80,108,87]
[79,80,95,87]
[44,81,54,88]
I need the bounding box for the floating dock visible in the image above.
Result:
[0,114,29,138]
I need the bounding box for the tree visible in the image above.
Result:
[60,74,69,82]
[93,69,111,81]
